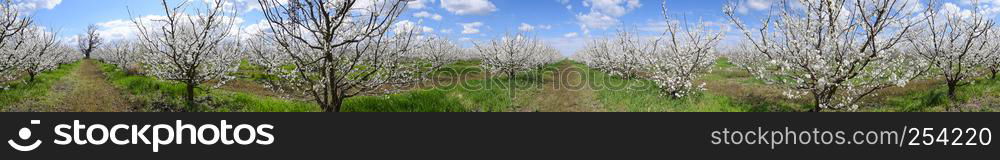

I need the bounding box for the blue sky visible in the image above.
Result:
[16,0,986,56]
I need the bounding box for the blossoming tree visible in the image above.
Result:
[254,0,418,112]
[0,0,34,86]
[907,1,995,101]
[724,0,929,111]
[132,0,243,110]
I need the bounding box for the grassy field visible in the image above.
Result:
[98,61,320,112]
[0,62,80,111]
[344,61,555,112]
[871,78,1000,112]
[2,58,998,112]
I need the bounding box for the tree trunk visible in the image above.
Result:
[946,81,958,101]
[186,83,196,111]
[28,73,36,83]
[325,98,344,112]
[991,69,998,79]
[508,72,516,109]
[810,94,823,112]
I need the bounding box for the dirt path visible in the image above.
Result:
[525,62,601,112]
[52,60,132,112]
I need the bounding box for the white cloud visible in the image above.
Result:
[557,0,572,10]
[205,0,262,13]
[350,0,418,11]
[414,11,432,17]
[956,0,1000,16]
[930,2,998,19]
[13,0,62,10]
[95,14,247,41]
[938,2,997,19]
[563,32,578,38]
[440,29,453,34]
[518,23,553,32]
[459,22,484,34]
[746,0,771,10]
[942,3,965,16]
[734,0,773,14]
[961,0,1000,6]
[394,20,435,34]
[576,12,618,30]
[543,36,590,57]
[413,11,443,21]
[441,0,497,15]
[582,0,640,17]
[94,17,156,41]
[408,0,435,9]
[62,34,80,47]
[576,0,641,33]
[519,23,536,32]
[537,24,553,30]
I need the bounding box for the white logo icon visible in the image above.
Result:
[8,120,41,151]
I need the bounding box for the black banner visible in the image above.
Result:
[0,113,995,159]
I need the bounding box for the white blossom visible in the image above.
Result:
[724,0,928,111]
[132,0,244,109]
[96,39,141,74]
[579,1,722,98]
[18,27,63,82]
[907,1,996,100]
[0,0,33,87]
[252,0,417,112]
[474,33,561,78]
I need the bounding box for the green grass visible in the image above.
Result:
[208,92,320,112]
[701,58,767,84]
[154,57,1000,112]
[567,60,811,112]
[871,78,1000,112]
[231,60,283,82]
[28,58,998,112]
[699,58,1000,112]
[449,74,545,111]
[343,89,467,112]
[342,61,554,112]
[573,61,749,112]
[99,59,549,112]
[340,72,549,112]
[98,62,320,112]
[0,62,80,109]
[173,59,546,112]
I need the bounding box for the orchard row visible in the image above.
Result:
[4,0,999,112]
